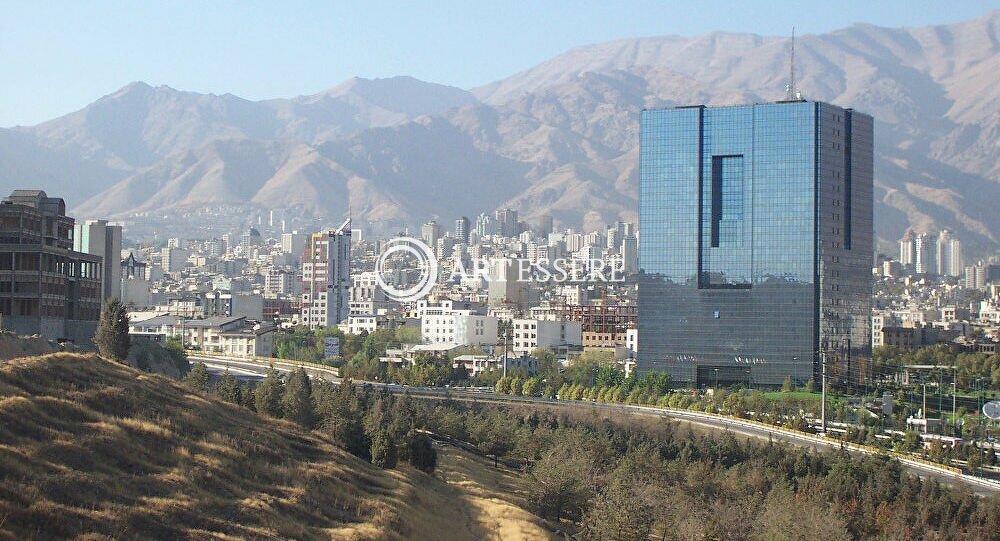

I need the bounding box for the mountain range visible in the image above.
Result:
[1,10,998,254]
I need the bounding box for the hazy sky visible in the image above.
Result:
[1,1,997,127]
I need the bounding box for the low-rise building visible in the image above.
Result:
[129,315,275,358]
[453,353,538,378]
[421,303,497,347]
[510,318,582,354]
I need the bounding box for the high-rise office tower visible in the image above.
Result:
[421,221,442,248]
[638,101,873,387]
[494,208,518,238]
[73,219,123,301]
[455,216,470,244]
[301,220,351,328]
[536,215,554,239]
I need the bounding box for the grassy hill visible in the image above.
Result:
[0,353,552,540]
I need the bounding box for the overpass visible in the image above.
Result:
[191,353,1000,497]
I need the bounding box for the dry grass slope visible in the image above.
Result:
[0,353,517,540]
[0,353,553,540]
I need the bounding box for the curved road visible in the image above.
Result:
[193,354,1000,497]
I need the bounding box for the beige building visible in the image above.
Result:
[129,315,275,358]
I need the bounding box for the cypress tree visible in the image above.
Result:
[216,371,241,404]
[94,297,130,361]
[282,367,315,428]
[255,367,285,417]
[183,362,210,392]
[370,429,398,468]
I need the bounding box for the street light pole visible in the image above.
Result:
[821,350,827,435]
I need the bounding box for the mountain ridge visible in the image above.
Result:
[1,11,997,254]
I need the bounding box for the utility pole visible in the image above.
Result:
[821,350,827,435]
[922,383,928,434]
[952,367,958,435]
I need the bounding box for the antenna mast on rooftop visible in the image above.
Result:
[785,27,802,101]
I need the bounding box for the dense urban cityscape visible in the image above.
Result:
[1,4,999,540]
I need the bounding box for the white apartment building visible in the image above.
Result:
[301,220,351,328]
[453,353,538,378]
[347,314,389,335]
[420,303,497,347]
[625,328,638,359]
[510,318,582,354]
[264,269,299,296]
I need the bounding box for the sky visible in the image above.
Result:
[1,0,997,127]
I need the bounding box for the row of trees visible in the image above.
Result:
[180,358,1000,538]
[420,402,1000,540]
[273,326,422,366]
[183,364,437,473]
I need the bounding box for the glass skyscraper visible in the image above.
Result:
[637,101,873,387]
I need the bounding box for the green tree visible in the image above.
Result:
[94,297,131,361]
[496,376,512,394]
[579,477,653,541]
[529,445,593,522]
[370,429,398,468]
[510,376,523,395]
[782,376,795,393]
[407,432,437,473]
[282,367,315,428]
[216,371,241,403]
[255,367,285,418]
[522,376,541,397]
[182,362,210,391]
[163,337,190,376]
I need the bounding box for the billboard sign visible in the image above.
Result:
[323,337,340,359]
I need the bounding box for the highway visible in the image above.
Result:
[194,354,1000,497]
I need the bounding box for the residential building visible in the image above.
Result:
[161,247,189,273]
[301,220,351,328]
[129,315,274,357]
[510,318,582,354]
[0,190,103,342]
[203,291,264,320]
[913,233,936,275]
[73,219,123,301]
[420,302,497,347]
[936,229,962,278]
[453,353,538,378]
[638,101,874,386]
[455,216,470,244]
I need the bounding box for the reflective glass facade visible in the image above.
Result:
[638,102,873,387]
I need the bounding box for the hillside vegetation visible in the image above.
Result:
[0,354,550,540]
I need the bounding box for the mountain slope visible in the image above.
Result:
[0,353,550,540]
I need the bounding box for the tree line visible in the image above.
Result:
[183,363,437,473]
[421,401,1000,540]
